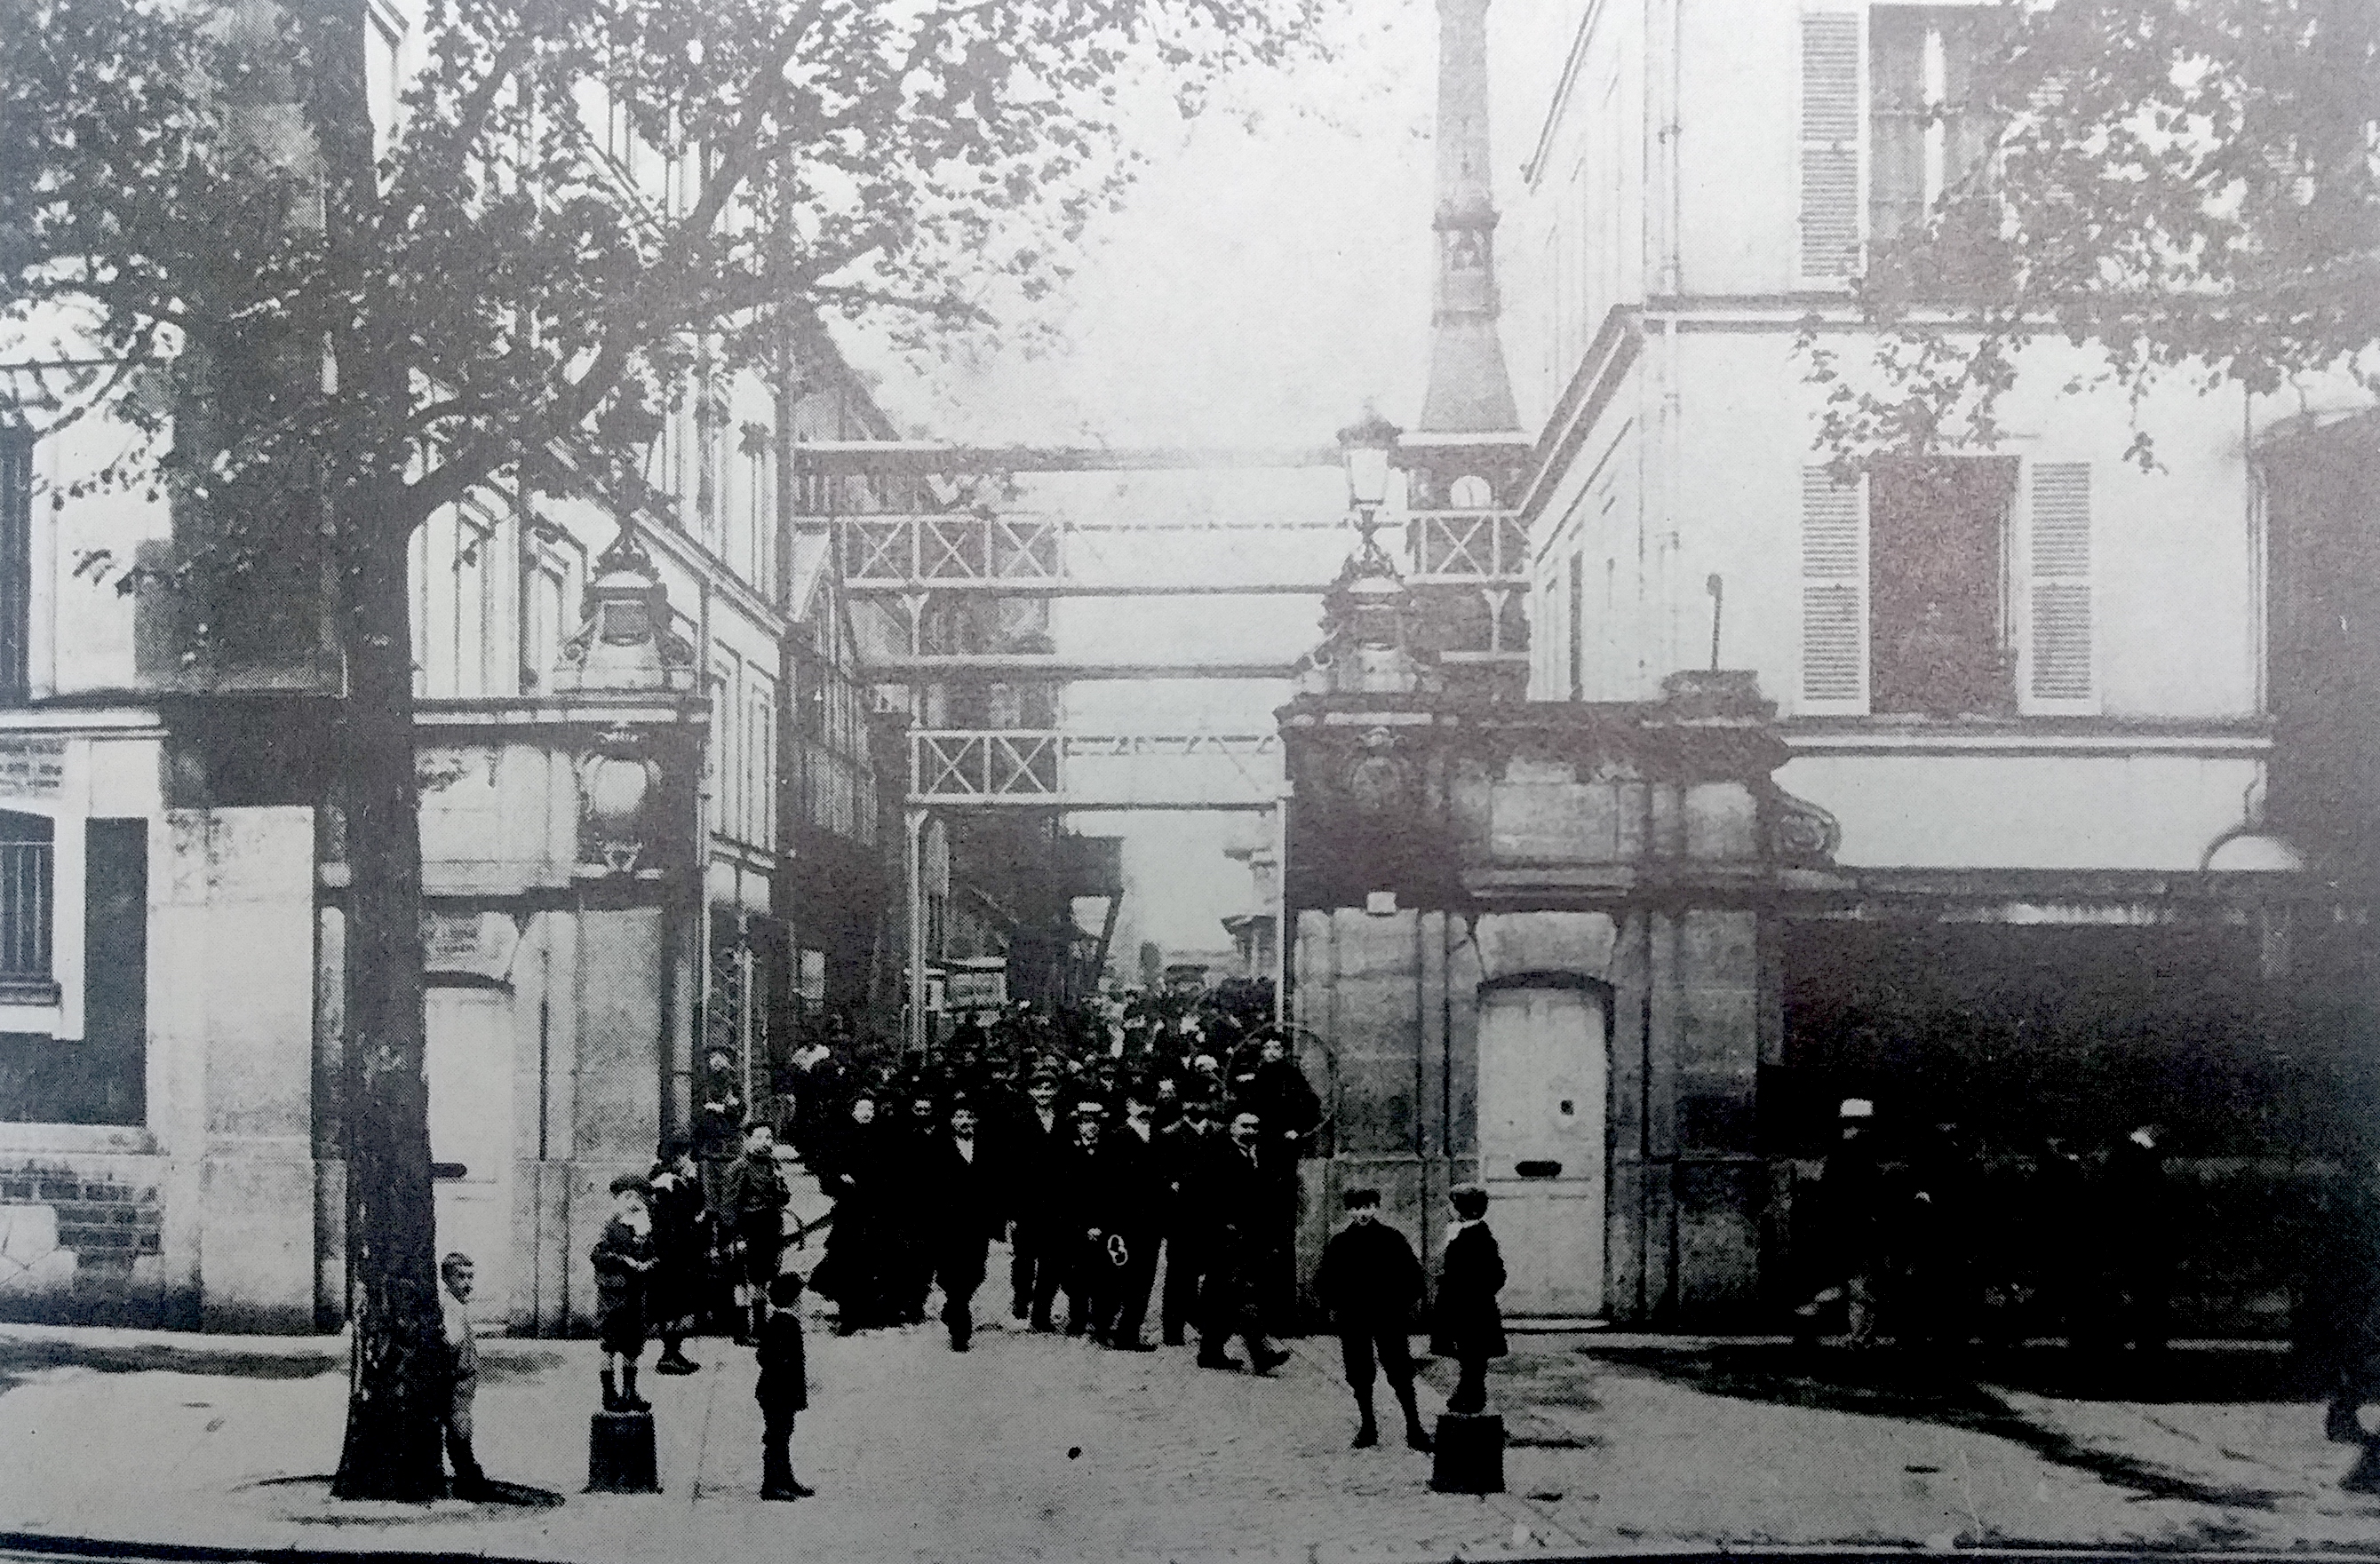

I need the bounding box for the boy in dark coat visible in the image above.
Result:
[1430,1184,1507,1416]
[646,1139,709,1374]
[592,1174,659,1411]
[1314,1188,1432,1451]
[722,1123,792,1343]
[755,1271,815,1500]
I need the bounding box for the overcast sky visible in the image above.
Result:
[853,3,1480,958]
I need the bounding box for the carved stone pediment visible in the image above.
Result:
[1769,785,1843,865]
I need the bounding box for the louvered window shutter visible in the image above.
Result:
[1799,9,1863,282]
[1800,466,1867,713]
[2024,462,2096,712]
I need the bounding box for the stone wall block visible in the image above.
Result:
[1472,911,1618,984]
[1675,1161,1764,1322]
[1684,781,1761,860]
[572,909,664,1163]
[1678,909,1760,988]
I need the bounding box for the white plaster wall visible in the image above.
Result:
[1777,752,2262,869]
[1675,0,1800,296]
[153,806,319,1329]
[1528,329,2265,720]
[28,407,169,698]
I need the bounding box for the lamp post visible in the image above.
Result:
[1335,405,1403,569]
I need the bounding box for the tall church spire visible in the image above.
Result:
[1417,0,1520,434]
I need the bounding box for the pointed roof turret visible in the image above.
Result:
[1418,0,1520,434]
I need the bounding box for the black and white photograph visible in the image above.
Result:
[3,0,2380,1560]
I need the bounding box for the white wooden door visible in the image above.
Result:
[1476,985,1607,1316]
[426,987,516,1328]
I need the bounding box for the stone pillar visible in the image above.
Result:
[567,906,665,1332]
[155,806,319,1332]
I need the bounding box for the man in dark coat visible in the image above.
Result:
[1158,1093,1225,1346]
[2090,1122,2175,1359]
[816,1095,893,1332]
[722,1123,792,1344]
[1092,1091,1168,1350]
[1198,1109,1291,1374]
[785,1036,850,1168]
[1315,1188,1432,1450]
[1234,1035,1321,1327]
[930,1101,1007,1351]
[883,1086,946,1323]
[1795,1098,1889,1346]
[1055,1100,1123,1337]
[754,1271,815,1500]
[1430,1184,1507,1416]
[2304,1151,2380,1489]
[692,1047,746,1205]
[1006,1073,1070,1330]
[646,1139,709,1373]
[1901,1119,1980,1357]
[593,1174,658,1411]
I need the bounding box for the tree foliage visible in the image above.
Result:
[4,0,1331,534]
[1803,0,2380,469]
[3,0,1332,1500]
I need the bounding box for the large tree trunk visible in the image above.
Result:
[300,0,448,1503]
[330,512,442,1499]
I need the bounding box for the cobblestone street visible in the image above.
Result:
[7,1275,2380,1564]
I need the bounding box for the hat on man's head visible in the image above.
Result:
[609,1172,650,1196]
[1341,1187,1381,1210]
[1838,1098,1875,1121]
[768,1272,806,1307]
[1450,1185,1490,1219]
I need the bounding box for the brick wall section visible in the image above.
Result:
[3,1163,163,1269]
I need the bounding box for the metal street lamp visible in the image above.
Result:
[1336,404,1402,521]
[1336,405,1405,587]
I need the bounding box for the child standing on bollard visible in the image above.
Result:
[593,1173,659,1412]
[756,1271,816,1500]
[1430,1185,1507,1416]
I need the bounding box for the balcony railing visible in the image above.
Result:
[1406,508,1531,582]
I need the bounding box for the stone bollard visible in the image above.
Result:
[588,1409,660,1493]
[1429,1412,1505,1494]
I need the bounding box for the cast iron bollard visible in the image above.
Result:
[1429,1412,1505,1494]
[588,1409,659,1493]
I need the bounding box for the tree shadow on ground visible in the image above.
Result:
[1586,1344,2306,1511]
[0,1338,564,1394]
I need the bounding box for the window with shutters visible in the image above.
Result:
[1797,10,1863,280]
[0,432,28,703]
[2025,463,2095,710]
[1870,8,1994,249]
[1869,457,2018,717]
[1801,6,1998,282]
[1801,457,2090,717]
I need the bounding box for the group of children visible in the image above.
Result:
[590,1170,816,1500]
[438,1170,1503,1501]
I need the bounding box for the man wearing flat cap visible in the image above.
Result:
[1314,1188,1431,1450]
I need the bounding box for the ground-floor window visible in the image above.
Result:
[0,819,147,1125]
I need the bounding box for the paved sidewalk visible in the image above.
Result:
[3,1298,2379,1564]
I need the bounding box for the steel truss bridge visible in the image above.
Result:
[793,443,1530,1044]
